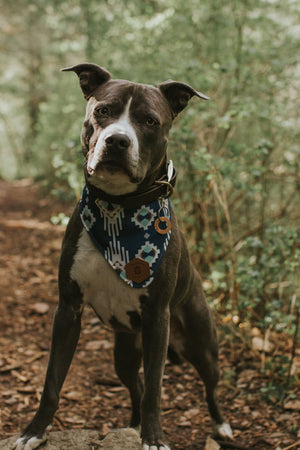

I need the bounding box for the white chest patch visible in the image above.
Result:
[70,229,146,329]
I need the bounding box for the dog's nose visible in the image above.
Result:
[105,134,130,151]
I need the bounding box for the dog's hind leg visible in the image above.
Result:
[114,331,143,428]
[174,275,233,440]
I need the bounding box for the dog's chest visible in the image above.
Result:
[70,229,146,329]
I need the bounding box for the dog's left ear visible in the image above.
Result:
[158,80,209,118]
[61,63,112,99]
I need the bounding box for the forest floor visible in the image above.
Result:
[0,179,299,450]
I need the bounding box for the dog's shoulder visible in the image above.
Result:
[62,203,83,248]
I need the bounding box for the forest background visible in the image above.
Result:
[1,0,299,416]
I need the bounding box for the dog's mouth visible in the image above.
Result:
[99,159,126,173]
[96,157,137,179]
[87,149,128,174]
[86,158,142,184]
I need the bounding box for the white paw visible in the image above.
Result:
[142,445,171,450]
[13,434,47,450]
[214,422,233,440]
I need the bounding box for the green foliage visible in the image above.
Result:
[233,225,300,330]
[1,0,299,338]
[50,212,70,226]
[260,382,286,403]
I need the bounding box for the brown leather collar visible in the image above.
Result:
[85,164,177,209]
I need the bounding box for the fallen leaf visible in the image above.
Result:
[108,386,125,392]
[252,336,274,353]
[284,400,300,411]
[184,408,200,419]
[177,421,191,427]
[86,339,113,350]
[204,436,220,450]
[65,417,85,425]
[101,423,112,435]
[17,386,36,394]
[30,302,49,314]
[63,391,83,401]
[11,370,28,382]
[251,327,261,337]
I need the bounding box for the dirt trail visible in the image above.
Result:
[0,179,299,449]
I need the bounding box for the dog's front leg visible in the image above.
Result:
[13,299,82,450]
[140,296,171,450]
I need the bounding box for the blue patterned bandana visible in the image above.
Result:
[79,185,172,288]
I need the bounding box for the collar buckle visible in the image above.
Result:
[154,180,174,198]
[155,160,174,199]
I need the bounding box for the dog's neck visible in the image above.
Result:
[84,161,177,210]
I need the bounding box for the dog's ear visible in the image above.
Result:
[61,63,111,99]
[158,80,209,118]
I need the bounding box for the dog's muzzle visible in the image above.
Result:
[87,132,136,176]
[105,133,131,151]
[87,135,132,176]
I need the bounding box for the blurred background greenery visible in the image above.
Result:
[1,0,299,335]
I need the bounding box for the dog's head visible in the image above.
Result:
[62,63,208,195]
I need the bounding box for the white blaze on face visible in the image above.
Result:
[87,97,139,175]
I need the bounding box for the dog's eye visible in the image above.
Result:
[96,106,109,116]
[146,117,158,126]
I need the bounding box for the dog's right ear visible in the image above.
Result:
[61,63,111,99]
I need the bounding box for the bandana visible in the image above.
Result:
[79,185,172,288]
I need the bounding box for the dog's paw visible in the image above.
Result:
[142,444,171,450]
[213,422,233,440]
[12,425,51,450]
[12,434,47,450]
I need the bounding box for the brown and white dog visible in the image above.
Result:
[13,63,233,450]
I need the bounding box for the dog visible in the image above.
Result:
[13,63,233,450]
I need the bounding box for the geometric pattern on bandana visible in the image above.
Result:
[79,185,172,288]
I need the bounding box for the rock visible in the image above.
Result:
[99,428,141,449]
[0,428,142,450]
